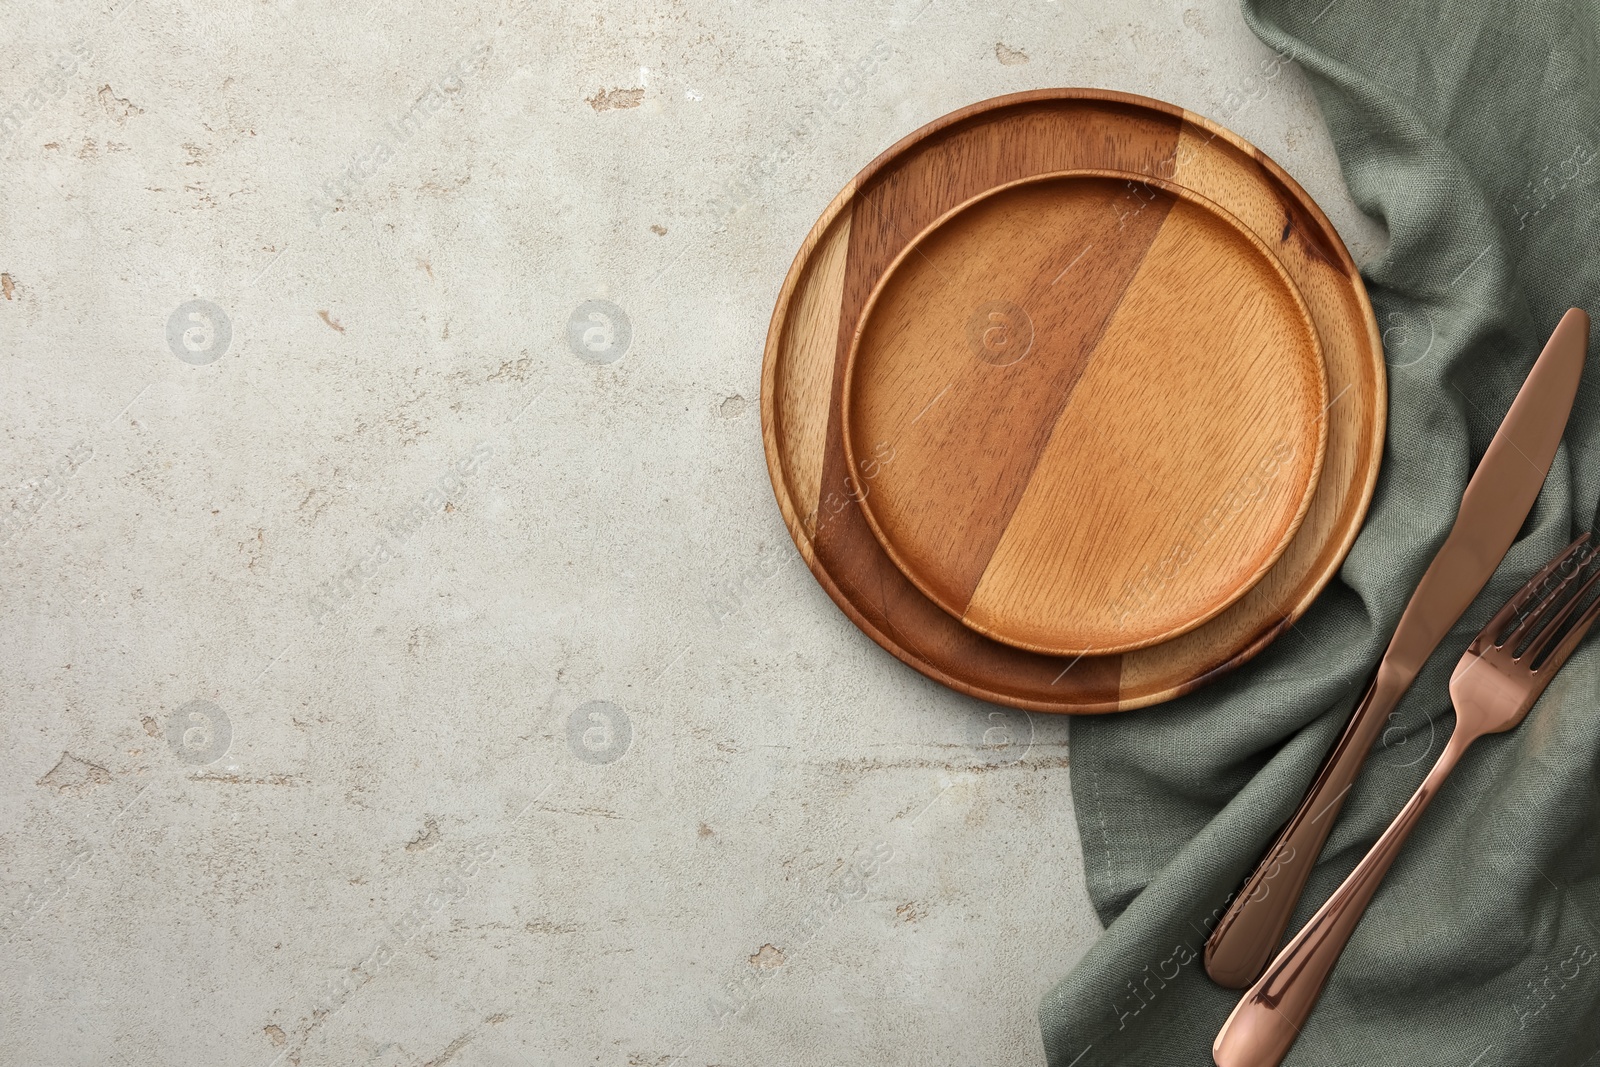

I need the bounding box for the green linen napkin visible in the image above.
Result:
[1040,2,1600,1064]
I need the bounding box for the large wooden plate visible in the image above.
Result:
[841,170,1328,657]
[761,89,1385,713]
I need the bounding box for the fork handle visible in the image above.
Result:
[1204,661,1413,987]
[1212,732,1469,1067]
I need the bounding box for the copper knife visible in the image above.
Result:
[1202,307,1591,989]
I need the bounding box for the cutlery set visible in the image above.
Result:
[1213,309,1594,1065]
[761,90,1597,1064]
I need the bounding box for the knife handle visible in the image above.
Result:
[1202,661,1410,988]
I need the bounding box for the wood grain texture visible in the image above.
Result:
[760,89,1385,713]
[772,212,853,563]
[843,172,1326,656]
[841,175,1174,618]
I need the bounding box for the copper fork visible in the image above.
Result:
[1213,529,1600,1067]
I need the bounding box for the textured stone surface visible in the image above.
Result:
[0,1,1382,1064]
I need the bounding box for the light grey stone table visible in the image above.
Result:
[0,1,1383,1063]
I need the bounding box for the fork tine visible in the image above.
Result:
[1529,570,1600,676]
[1523,544,1600,663]
[1483,535,1595,653]
[1508,544,1595,654]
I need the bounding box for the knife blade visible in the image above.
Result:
[1202,306,1591,989]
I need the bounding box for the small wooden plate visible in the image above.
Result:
[761,89,1385,713]
[842,170,1328,656]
